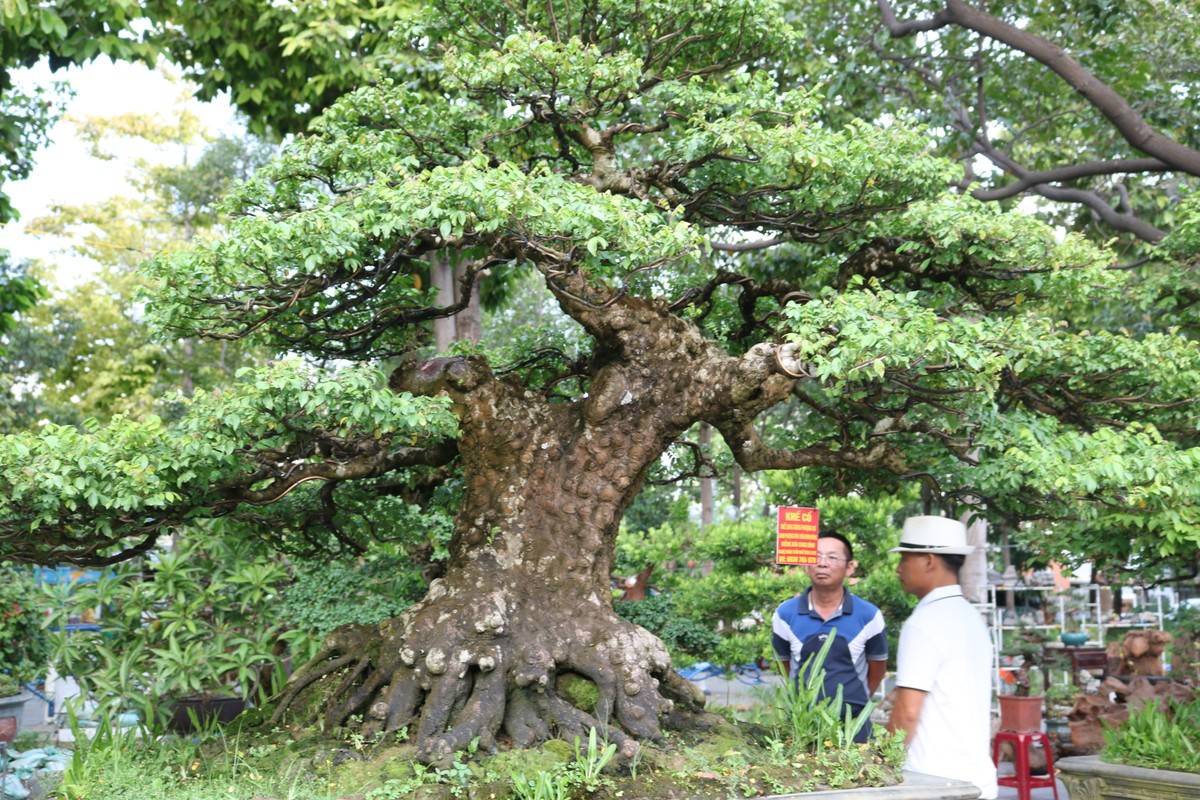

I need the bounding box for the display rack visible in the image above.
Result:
[988,583,1163,643]
[986,583,1164,696]
[987,584,1060,698]
[1078,585,1164,645]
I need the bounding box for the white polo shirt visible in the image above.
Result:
[895,584,998,799]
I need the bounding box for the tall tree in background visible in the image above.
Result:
[3,0,1200,764]
[791,0,1200,245]
[0,0,409,333]
[0,101,273,429]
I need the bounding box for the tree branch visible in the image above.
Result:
[878,0,1200,176]
[219,441,459,505]
[716,419,909,473]
[972,158,1170,201]
[709,236,785,253]
[977,144,1167,241]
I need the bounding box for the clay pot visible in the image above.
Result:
[998,693,1044,732]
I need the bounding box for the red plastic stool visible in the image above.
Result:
[992,730,1060,800]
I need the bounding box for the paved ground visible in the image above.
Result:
[997,781,1068,799]
[690,670,783,711]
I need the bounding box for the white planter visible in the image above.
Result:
[764,770,980,799]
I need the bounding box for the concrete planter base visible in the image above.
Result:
[0,691,32,743]
[1056,755,1200,800]
[764,770,980,799]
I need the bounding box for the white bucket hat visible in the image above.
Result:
[889,515,975,555]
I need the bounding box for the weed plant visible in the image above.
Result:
[1102,697,1200,773]
[742,634,907,791]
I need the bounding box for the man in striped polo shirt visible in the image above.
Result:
[771,530,888,742]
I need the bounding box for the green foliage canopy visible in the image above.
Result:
[1,360,457,563]
[1,0,1199,581]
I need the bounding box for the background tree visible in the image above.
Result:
[788,0,1200,244]
[0,0,413,334]
[4,0,1200,765]
[0,98,274,429]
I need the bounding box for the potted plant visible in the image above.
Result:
[45,528,293,733]
[0,566,50,743]
[997,628,1045,732]
[1059,593,1089,646]
[1042,683,1078,742]
[1057,695,1200,799]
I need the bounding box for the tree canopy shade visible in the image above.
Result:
[4,0,1200,763]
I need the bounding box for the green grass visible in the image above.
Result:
[43,706,350,800]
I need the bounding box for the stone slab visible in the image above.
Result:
[764,771,980,799]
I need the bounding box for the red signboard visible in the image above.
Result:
[776,506,820,565]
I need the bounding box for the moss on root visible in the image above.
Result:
[556,671,602,714]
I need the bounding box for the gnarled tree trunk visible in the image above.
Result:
[270,292,896,764]
[272,298,760,763]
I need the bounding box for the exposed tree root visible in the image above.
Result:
[271,586,702,767]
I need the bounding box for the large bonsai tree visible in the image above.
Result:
[4,0,1200,764]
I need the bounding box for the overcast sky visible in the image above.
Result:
[0,58,235,285]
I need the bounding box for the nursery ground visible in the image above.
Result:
[14,678,1070,800]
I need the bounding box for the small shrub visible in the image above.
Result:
[614,594,723,663]
[0,566,50,691]
[279,555,426,639]
[44,532,290,724]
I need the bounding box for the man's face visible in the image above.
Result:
[895,551,928,596]
[807,538,855,589]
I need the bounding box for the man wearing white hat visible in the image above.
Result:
[886,515,998,799]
